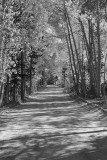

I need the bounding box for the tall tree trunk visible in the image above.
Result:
[29,56,33,95]
[65,30,76,87]
[97,0,101,97]
[65,9,82,77]
[5,75,9,103]
[88,19,95,90]
[91,22,97,76]
[79,17,97,95]
[21,50,24,102]
[13,74,16,102]
[0,0,7,106]
[0,82,5,106]
[104,53,107,81]
[64,3,78,85]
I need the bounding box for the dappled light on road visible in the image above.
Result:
[21,100,73,105]
[0,85,107,160]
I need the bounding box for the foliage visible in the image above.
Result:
[0,0,107,106]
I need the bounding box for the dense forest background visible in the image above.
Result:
[0,0,107,107]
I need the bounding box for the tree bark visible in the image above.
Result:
[21,50,24,102]
[29,55,33,95]
[64,30,76,87]
[96,0,101,97]
[0,82,5,106]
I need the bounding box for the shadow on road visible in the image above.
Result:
[0,85,107,160]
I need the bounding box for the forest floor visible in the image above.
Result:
[0,85,107,160]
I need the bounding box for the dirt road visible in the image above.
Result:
[0,85,107,160]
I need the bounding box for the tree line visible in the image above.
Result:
[50,0,107,98]
[0,0,107,107]
[0,0,52,106]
